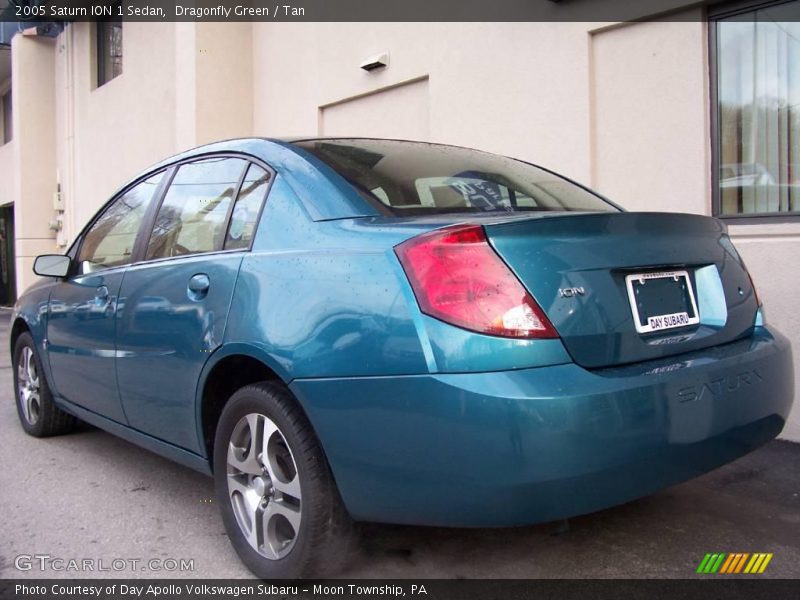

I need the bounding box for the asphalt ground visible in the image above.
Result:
[0,310,798,579]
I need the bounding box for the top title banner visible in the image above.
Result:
[1,0,785,23]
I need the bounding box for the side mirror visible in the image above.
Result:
[33,254,72,278]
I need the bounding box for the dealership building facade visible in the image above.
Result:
[0,1,798,439]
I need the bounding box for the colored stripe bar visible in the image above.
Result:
[720,554,736,574]
[751,554,767,574]
[758,554,773,573]
[703,554,719,573]
[697,552,772,574]
[734,553,750,573]
[710,553,727,573]
[697,554,713,574]
[744,554,760,574]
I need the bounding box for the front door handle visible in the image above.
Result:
[93,285,113,313]
[188,273,210,301]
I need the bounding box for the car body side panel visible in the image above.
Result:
[226,174,428,378]
[290,328,793,526]
[227,251,428,378]
[45,269,128,422]
[115,254,243,453]
[226,173,578,379]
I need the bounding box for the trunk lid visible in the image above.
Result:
[484,212,758,368]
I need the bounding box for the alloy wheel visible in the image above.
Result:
[226,412,302,560]
[17,346,41,425]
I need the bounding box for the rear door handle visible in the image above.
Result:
[188,273,210,301]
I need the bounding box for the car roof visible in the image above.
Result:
[123,137,381,222]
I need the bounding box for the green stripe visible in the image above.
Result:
[710,553,727,573]
[703,554,717,573]
[697,554,713,573]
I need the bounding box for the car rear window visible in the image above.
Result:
[292,139,618,215]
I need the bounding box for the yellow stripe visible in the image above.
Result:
[757,553,773,573]
[734,553,750,573]
[744,554,760,573]
[750,554,766,573]
[720,554,736,573]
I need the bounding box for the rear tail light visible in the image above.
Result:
[395,224,558,339]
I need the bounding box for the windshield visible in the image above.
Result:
[292,139,618,216]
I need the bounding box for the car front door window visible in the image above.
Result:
[77,172,164,274]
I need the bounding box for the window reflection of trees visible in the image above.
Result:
[78,176,162,269]
[146,158,247,258]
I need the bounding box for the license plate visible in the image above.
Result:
[625,270,700,334]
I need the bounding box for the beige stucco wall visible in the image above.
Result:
[59,21,255,238]
[251,18,799,441]
[590,18,711,213]
[730,224,800,441]
[59,21,179,239]
[253,22,596,182]
[175,22,254,149]
[8,19,799,440]
[13,21,256,293]
[12,35,58,284]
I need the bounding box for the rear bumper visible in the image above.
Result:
[290,328,793,527]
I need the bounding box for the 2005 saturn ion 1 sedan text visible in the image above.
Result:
[11,138,794,578]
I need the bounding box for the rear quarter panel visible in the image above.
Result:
[223,175,430,378]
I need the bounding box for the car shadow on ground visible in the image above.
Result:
[4,413,798,579]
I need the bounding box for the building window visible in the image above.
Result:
[2,90,11,144]
[713,1,800,217]
[97,17,122,87]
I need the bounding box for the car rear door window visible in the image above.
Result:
[146,157,247,259]
[224,164,270,250]
[77,171,164,273]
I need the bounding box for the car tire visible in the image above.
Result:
[13,332,77,437]
[213,381,354,578]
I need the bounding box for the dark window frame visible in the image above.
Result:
[292,138,622,217]
[135,152,274,266]
[2,89,12,145]
[222,162,272,251]
[68,152,275,277]
[71,170,169,277]
[709,0,800,223]
[142,156,249,261]
[96,15,123,87]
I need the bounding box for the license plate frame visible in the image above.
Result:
[625,270,700,334]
